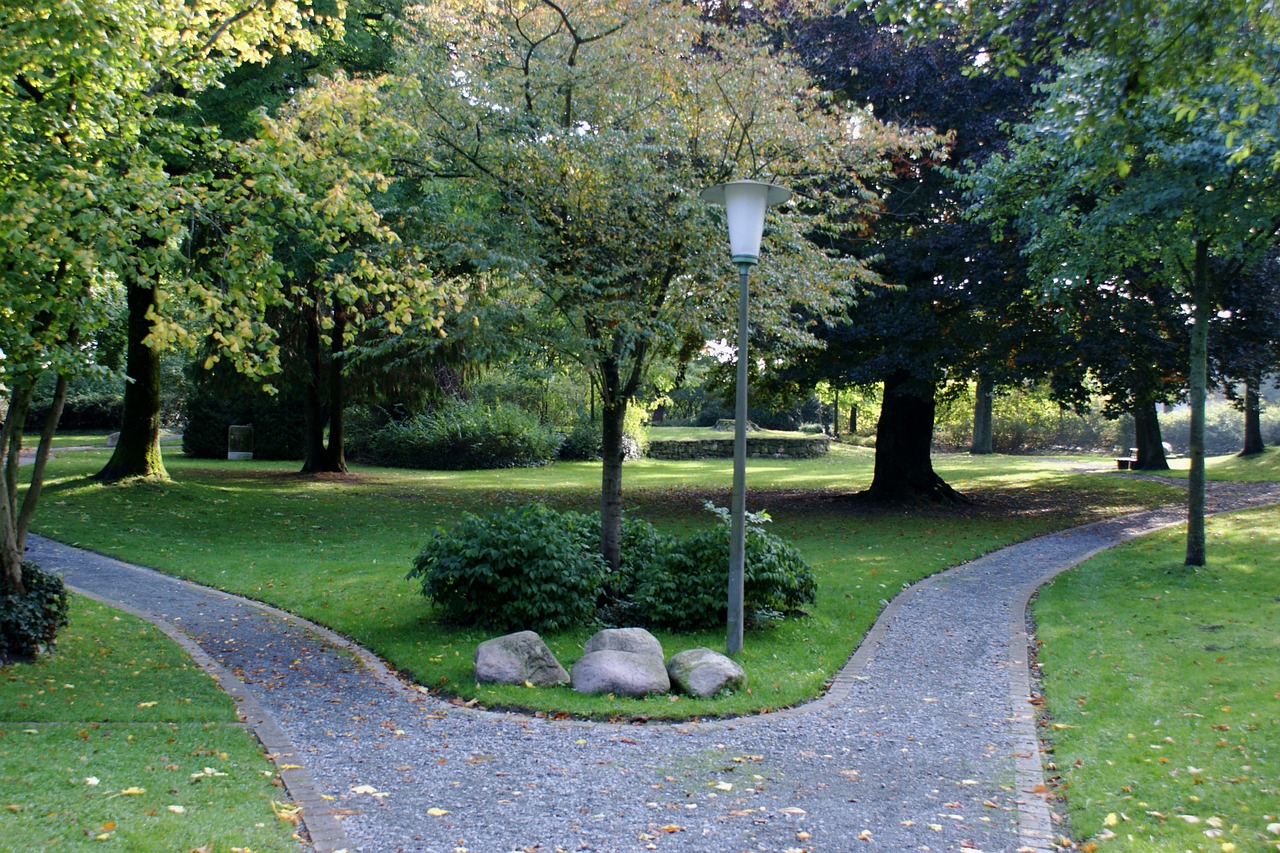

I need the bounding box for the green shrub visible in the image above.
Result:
[406,504,815,633]
[1,564,71,662]
[558,416,603,461]
[355,400,560,470]
[556,408,649,462]
[24,371,123,432]
[406,504,607,632]
[631,519,817,631]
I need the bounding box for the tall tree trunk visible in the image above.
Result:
[1132,399,1170,470]
[599,365,627,573]
[16,374,70,553]
[302,304,328,472]
[865,370,965,503]
[1,382,35,597]
[970,372,994,454]
[1240,379,1264,456]
[96,271,167,482]
[1185,240,1210,567]
[321,303,348,473]
[299,302,348,474]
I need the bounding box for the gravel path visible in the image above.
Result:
[24,479,1280,853]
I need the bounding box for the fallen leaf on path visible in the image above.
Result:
[427,807,450,817]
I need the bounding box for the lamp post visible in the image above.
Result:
[700,179,791,656]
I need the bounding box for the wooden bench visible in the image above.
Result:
[1116,457,1137,470]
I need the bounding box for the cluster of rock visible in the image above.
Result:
[473,627,745,699]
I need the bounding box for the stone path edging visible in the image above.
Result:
[62,578,359,853]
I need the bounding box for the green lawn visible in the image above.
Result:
[23,446,1178,719]
[0,597,298,852]
[1034,507,1280,852]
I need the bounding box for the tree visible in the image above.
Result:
[208,76,457,474]
[79,0,341,483]
[967,51,1280,565]
[1212,247,1280,456]
[393,0,922,567]
[770,6,1045,501]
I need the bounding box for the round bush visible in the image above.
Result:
[631,526,817,631]
[1,563,71,662]
[406,504,608,632]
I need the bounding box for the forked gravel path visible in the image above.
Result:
[25,479,1280,853]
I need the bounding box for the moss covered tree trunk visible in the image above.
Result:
[96,271,167,482]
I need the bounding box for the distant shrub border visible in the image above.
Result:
[407,503,817,633]
[350,400,561,470]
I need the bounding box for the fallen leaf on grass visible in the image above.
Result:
[119,787,146,796]
[190,767,226,781]
[167,805,186,814]
[271,800,302,825]
[84,777,100,787]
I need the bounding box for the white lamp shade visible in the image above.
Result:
[701,180,791,264]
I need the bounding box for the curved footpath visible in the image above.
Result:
[25,480,1280,853]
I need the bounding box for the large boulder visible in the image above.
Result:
[666,647,746,698]
[583,627,664,659]
[474,631,570,687]
[572,628,669,697]
[571,649,671,697]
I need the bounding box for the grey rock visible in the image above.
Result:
[582,627,664,659]
[666,647,746,698]
[571,649,671,697]
[474,631,569,687]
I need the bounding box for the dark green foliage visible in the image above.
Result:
[407,504,816,633]
[406,504,608,633]
[181,366,306,460]
[350,400,560,470]
[631,526,817,631]
[558,415,603,461]
[22,371,130,431]
[1,564,71,662]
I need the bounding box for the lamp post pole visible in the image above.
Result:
[727,261,751,655]
[700,180,790,656]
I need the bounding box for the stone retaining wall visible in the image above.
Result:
[647,436,829,460]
